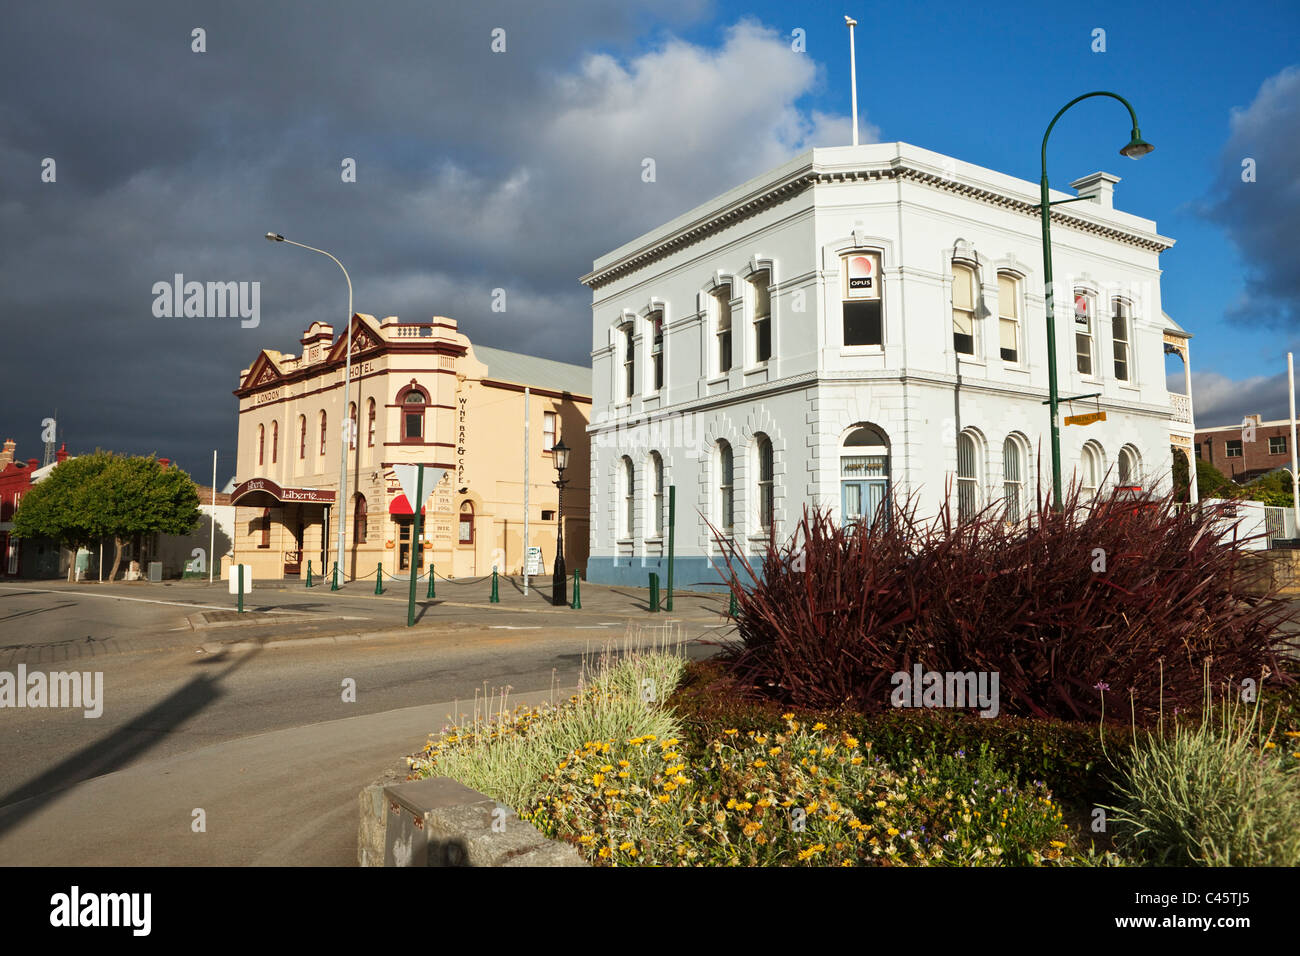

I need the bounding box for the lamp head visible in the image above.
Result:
[1120,129,1154,159]
[844,15,857,26]
[265,232,285,242]
[552,439,570,474]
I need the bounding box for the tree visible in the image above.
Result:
[95,455,201,581]
[11,452,114,581]
[12,452,200,581]
[1194,457,1241,501]
[1239,468,1294,508]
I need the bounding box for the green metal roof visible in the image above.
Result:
[470,344,591,397]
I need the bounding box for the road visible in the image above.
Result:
[0,578,731,865]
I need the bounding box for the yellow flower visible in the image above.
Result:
[1263,741,1277,750]
[598,847,611,859]
[1283,730,1300,737]
[875,800,887,809]
[851,756,864,766]
[887,827,899,837]
[753,759,768,768]
[592,773,605,786]
[843,735,860,748]
[723,729,738,736]
[1049,841,1067,848]
[618,760,630,768]
[769,746,782,756]
[618,771,630,779]
[658,793,671,804]
[781,713,795,720]
[812,722,827,731]
[579,835,595,845]
[619,841,634,852]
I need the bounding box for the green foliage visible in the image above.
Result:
[1102,673,1300,866]
[12,451,200,550]
[1239,469,1294,507]
[1195,458,1241,500]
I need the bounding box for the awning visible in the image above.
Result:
[230,478,336,507]
[388,494,428,516]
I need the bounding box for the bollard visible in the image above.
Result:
[490,569,500,603]
[649,572,660,612]
[237,564,245,614]
[305,560,313,588]
[375,563,384,595]
[426,566,436,599]
[571,570,581,610]
[728,587,738,618]
[331,562,340,591]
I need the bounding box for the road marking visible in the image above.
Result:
[487,625,542,630]
[574,625,614,629]
[0,585,238,612]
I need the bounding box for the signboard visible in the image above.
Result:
[1064,411,1106,427]
[230,478,335,504]
[392,465,447,515]
[846,254,878,298]
[227,564,253,594]
[524,546,544,576]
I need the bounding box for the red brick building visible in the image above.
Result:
[0,440,68,577]
[1195,415,1295,483]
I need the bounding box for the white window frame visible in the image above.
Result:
[1111,298,1132,382]
[649,452,664,538]
[755,435,774,532]
[750,270,771,365]
[952,263,978,357]
[648,309,664,394]
[1002,436,1024,523]
[997,272,1022,365]
[621,456,635,539]
[713,286,733,375]
[718,441,735,535]
[1074,291,1096,377]
[1080,443,1102,498]
[841,252,883,348]
[956,431,981,522]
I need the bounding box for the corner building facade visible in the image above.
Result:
[582,143,1194,589]
[231,314,590,583]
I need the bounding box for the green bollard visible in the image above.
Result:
[571,570,581,610]
[426,565,436,599]
[490,569,500,603]
[237,565,244,614]
[375,563,383,595]
[331,562,340,591]
[305,560,313,588]
[649,572,660,612]
[728,586,738,618]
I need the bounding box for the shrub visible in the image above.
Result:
[410,646,687,809]
[1102,670,1300,866]
[713,486,1296,722]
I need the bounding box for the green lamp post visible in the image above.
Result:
[1039,92,1154,511]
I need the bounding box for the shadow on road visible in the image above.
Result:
[0,641,266,839]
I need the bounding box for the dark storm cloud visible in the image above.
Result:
[2,1,863,473]
[1198,65,1300,332]
[1179,370,1292,428]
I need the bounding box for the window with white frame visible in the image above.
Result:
[1118,446,1139,485]
[1074,292,1095,376]
[1003,437,1023,523]
[957,432,980,522]
[543,411,557,452]
[1080,443,1102,498]
[756,434,774,532]
[952,264,977,356]
[649,311,664,392]
[650,451,664,537]
[751,270,771,363]
[998,273,1020,364]
[1270,436,1287,455]
[714,286,732,374]
[620,322,635,399]
[718,440,734,534]
[621,456,634,538]
[1112,299,1131,382]
[842,253,882,346]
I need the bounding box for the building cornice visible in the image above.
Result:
[580,156,1175,291]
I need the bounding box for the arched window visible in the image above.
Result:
[622,456,635,538]
[298,415,306,460]
[271,420,278,464]
[841,425,890,527]
[717,441,734,534]
[755,434,774,531]
[621,322,636,400]
[347,402,358,450]
[319,411,327,456]
[1080,443,1103,498]
[713,286,733,374]
[650,452,664,538]
[1003,436,1024,523]
[957,432,980,522]
[1118,446,1139,486]
[458,501,474,544]
[649,310,664,392]
[367,398,376,448]
[997,272,1021,364]
[397,382,429,442]
[353,493,367,544]
[952,263,977,356]
[257,424,265,467]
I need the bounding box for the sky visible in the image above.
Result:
[1,0,1297,479]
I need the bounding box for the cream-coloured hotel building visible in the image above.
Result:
[230,314,590,583]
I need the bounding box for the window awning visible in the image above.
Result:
[231,478,336,507]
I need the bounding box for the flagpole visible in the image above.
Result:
[845,16,859,146]
[210,449,217,584]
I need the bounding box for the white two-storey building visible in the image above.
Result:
[581,143,1194,588]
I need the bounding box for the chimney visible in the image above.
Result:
[1070,172,1121,210]
[55,443,68,463]
[0,440,14,469]
[158,458,171,469]
[26,458,38,469]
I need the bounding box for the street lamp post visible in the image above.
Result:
[551,439,570,606]
[265,232,354,584]
[1038,93,1153,512]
